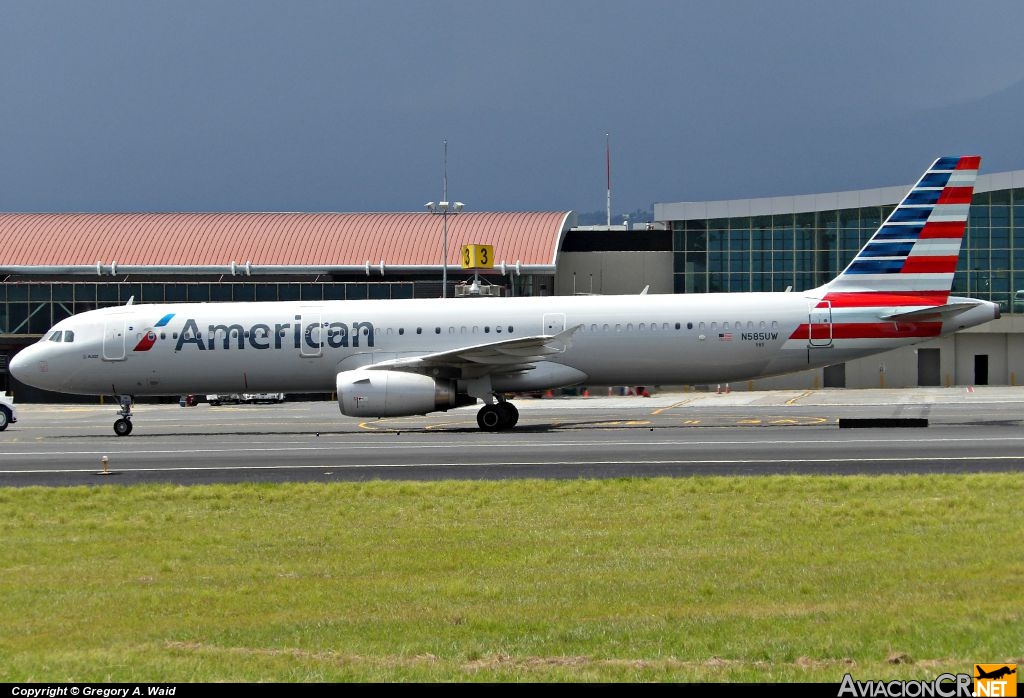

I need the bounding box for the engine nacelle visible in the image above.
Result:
[337,369,462,417]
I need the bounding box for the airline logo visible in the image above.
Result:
[132,313,176,352]
[132,313,377,352]
[791,156,981,348]
[829,155,979,296]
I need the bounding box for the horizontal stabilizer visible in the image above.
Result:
[880,301,982,322]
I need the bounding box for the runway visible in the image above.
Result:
[2,386,1024,487]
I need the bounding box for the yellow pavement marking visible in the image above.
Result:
[651,397,698,415]
[785,391,813,405]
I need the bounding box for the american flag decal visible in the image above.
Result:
[719,332,733,341]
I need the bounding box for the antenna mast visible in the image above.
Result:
[605,133,612,227]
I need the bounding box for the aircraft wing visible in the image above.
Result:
[368,324,583,378]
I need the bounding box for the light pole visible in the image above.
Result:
[425,200,463,297]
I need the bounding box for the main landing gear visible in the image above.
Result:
[476,397,519,432]
[113,395,134,436]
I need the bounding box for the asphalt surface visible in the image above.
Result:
[2,386,1024,486]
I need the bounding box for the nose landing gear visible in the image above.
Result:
[113,395,134,436]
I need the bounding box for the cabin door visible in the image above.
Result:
[807,301,833,347]
[102,317,128,361]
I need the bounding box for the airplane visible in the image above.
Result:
[975,666,1016,681]
[9,156,1000,435]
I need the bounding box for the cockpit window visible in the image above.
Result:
[64,330,75,343]
[49,331,63,342]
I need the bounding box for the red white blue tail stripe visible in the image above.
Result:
[820,155,980,298]
[790,156,982,350]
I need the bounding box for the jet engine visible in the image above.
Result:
[336,369,470,417]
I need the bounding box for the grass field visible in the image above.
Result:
[0,474,1020,682]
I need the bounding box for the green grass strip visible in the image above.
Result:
[0,474,1020,682]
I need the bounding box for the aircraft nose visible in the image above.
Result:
[8,346,36,383]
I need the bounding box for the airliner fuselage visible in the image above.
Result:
[13,291,996,397]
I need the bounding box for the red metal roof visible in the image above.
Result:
[0,212,572,272]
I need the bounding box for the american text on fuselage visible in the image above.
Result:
[171,317,374,351]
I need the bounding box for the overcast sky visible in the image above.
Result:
[1,1,1022,217]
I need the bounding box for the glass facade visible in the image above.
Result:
[669,188,1024,313]
[0,281,415,335]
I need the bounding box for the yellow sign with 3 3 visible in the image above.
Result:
[461,244,494,269]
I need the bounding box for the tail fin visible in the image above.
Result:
[819,155,981,303]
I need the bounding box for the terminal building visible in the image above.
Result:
[3,165,1024,397]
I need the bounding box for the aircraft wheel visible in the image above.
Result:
[476,404,504,431]
[113,418,133,436]
[0,407,9,431]
[497,402,519,429]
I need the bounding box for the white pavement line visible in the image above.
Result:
[3,433,1024,459]
[0,454,1020,475]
